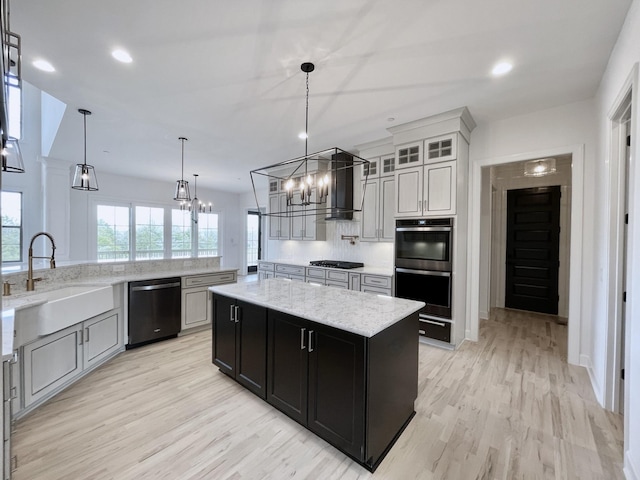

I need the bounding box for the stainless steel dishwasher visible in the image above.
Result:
[127,277,182,348]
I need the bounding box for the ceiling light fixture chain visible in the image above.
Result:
[284,62,329,208]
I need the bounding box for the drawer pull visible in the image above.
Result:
[419,329,426,335]
[300,328,306,350]
[425,319,446,327]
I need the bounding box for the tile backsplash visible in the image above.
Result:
[266,220,393,268]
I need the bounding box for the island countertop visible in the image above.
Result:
[209,277,424,338]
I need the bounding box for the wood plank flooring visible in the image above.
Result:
[12,308,624,479]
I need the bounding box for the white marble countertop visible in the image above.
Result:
[260,259,393,277]
[210,278,423,337]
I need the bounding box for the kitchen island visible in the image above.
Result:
[209,278,424,472]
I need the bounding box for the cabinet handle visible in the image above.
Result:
[308,330,314,352]
[419,329,426,335]
[234,305,240,323]
[230,305,235,322]
[85,327,90,343]
[418,200,421,211]
[79,330,83,345]
[300,327,306,350]
[425,319,446,327]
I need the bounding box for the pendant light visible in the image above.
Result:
[1,137,25,173]
[173,137,191,201]
[72,109,99,191]
[284,62,329,207]
[181,174,212,223]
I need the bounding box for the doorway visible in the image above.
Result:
[505,186,561,315]
[246,210,261,274]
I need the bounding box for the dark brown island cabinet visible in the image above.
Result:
[211,292,419,472]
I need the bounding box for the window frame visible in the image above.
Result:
[1,190,23,263]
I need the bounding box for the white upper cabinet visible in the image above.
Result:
[423,161,456,215]
[424,133,457,164]
[394,142,423,170]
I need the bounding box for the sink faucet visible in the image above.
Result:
[27,232,56,291]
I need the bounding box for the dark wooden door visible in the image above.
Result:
[266,310,308,425]
[307,323,366,461]
[236,300,267,399]
[212,294,237,375]
[506,186,561,314]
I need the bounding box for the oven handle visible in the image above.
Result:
[395,226,452,232]
[395,268,451,277]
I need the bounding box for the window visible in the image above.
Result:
[1,191,22,262]
[198,212,219,257]
[97,205,130,262]
[171,209,192,258]
[135,206,164,260]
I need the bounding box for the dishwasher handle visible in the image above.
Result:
[130,282,181,291]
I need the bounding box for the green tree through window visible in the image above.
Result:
[1,191,22,262]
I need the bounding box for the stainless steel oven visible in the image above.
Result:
[394,218,453,271]
[394,218,454,321]
[395,268,451,319]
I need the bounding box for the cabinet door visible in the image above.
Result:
[278,194,291,240]
[182,287,209,329]
[290,204,304,240]
[424,160,456,215]
[307,323,366,461]
[268,195,280,239]
[395,166,423,217]
[379,176,396,241]
[360,179,379,242]
[212,295,237,376]
[23,324,83,407]
[266,311,308,425]
[394,143,422,170]
[83,311,121,370]
[236,301,267,399]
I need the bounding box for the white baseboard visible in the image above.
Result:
[626,451,639,480]
[479,309,489,320]
[580,354,605,406]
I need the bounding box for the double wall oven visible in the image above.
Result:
[394,218,453,343]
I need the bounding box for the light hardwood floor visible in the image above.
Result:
[12,308,624,479]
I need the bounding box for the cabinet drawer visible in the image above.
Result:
[258,262,275,272]
[361,274,392,289]
[326,270,349,282]
[305,267,326,279]
[419,318,451,343]
[183,272,236,288]
[275,264,305,276]
[361,285,392,296]
[325,280,348,290]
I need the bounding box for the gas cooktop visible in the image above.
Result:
[309,260,364,269]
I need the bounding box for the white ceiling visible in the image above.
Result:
[12,0,632,194]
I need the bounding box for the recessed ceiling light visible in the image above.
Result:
[298,132,308,140]
[111,49,133,63]
[33,59,55,72]
[492,61,513,77]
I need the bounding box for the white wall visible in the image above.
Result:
[594,0,640,477]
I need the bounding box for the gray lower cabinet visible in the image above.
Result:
[181,272,238,331]
[20,308,122,412]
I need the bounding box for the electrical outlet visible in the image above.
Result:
[112,265,125,272]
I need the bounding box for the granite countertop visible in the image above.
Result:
[210,278,423,338]
[261,259,393,277]
[2,267,238,313]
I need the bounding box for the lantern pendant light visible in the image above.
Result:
[72,109,99,191]
[173,137,191,201]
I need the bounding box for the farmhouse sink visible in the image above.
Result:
[36,285,114,335]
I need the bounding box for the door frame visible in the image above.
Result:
[469,143,584,366]
[605,64,636,415]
